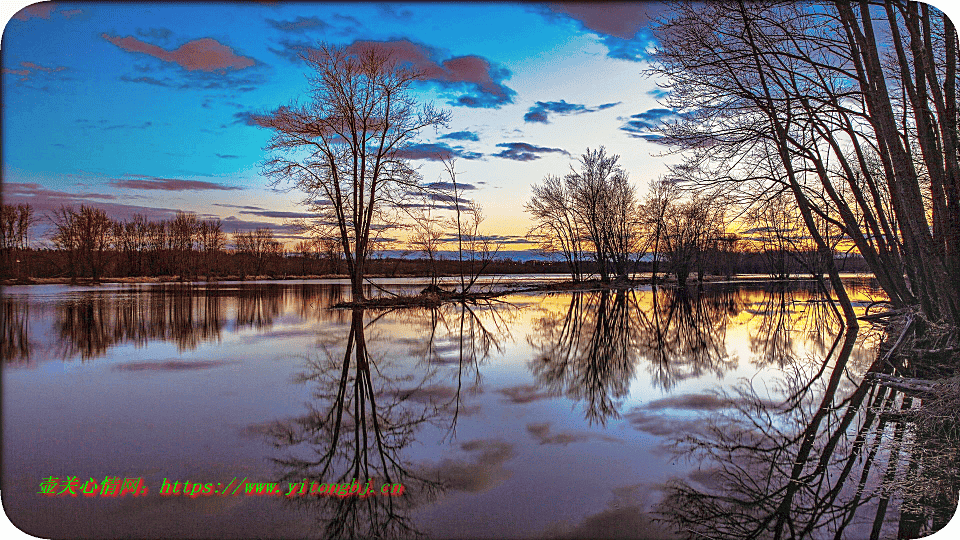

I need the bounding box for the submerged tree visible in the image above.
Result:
[257,43,449,302]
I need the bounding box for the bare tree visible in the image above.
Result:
[649,0,960,324]
[196,218,225,279]
[527,147,639,282]
[1,203,34,279]
[525,174,586,281]
[51,205,111,282]
[234,228,283,277]
[257,43,449,302]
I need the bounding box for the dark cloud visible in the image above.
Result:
[231,111,260,126]
[284,39,516,108]
[265,15,329,33]
[220,216,304,234]
[384,385,458,405]
[13,3,55,20]
[641,393,730,411]
[526,422,620,447]
[2,61,69,87]
[648,87,670,99]
[498,384,554,404]
[377,4,415,21]
[4,185,192,229]
[6,182,115,201]
[215,153,240,159]
[438,130,480,142]
[524,100,620,123]
[620,108,683,140]
[622,408,706,437]
[538,3,660,62]
[213,203,267,212]
[112,360,232,371]
[136,27,173,41]
[552,504,677,539]
[109,175,242,191]
[425,181,477,191]
[416,439,515,493]
[544,2,660,40]
[396,142,483,161]
[103,121,153,131]
[102,34,256,71]
[119,70,264,92]
[238,209,315,219]
[493,142,569,161]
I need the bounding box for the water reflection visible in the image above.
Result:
[653,322,957,540]
[1,296,31,363]
[529,290,638,424]
[256,308,444,539]
[527,283,856,424]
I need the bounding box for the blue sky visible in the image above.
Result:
[3,1,955,250]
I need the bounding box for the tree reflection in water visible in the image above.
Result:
[529,286,741,424]
[1,296,31,363]
[655,322,958,539]
[259,302,513,539]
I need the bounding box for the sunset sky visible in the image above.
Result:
[3,1,955,252]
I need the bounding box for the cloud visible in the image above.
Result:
[112,360,232,371]
[215,153,239,159]
[102,34,257,71]
[425,182,477,191]
[539,2,660,62]
[438,130,480,142]
[497,384,554,404]
[6,182,115,201]
[493,142,569,161]
[239,209,315,219]
[384,385,458,405]
[266,15,329,33]
[285,39,515,108]
[13,3,56,20]
[230,111,260,126]
[641,393,730,411]
[109,175,242,191]
[2,61,69,85]
[524,100,619,124]
[396,142,483,161]
[416,439,515,493]
[136,27,173,41]
[619,108,683,140]
[377,4,415,22]
[648,88,670,99]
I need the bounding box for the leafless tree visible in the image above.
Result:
[525,174,586,281]
[1,203,34,279]
[51,205,111,282]
[526,147,640,282]
[234,228,283,277]
[257,43,450,302]
[196,218,225,279]
[649,0,960,324]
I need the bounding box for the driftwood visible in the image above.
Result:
[864,372,937,394]
[857,308,912,322]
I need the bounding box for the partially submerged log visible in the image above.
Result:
[864,372,937,394]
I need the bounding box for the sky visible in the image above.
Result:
[3,1,957,253]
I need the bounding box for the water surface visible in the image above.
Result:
[3,278,944,538]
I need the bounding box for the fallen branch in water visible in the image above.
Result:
[864,372,937,394]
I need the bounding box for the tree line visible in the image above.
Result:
[0,203,346,282]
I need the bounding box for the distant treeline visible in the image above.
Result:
[0,202,869,282]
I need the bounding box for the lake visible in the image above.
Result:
[2,277,948,538]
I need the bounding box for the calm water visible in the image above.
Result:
[1,277,945,538]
